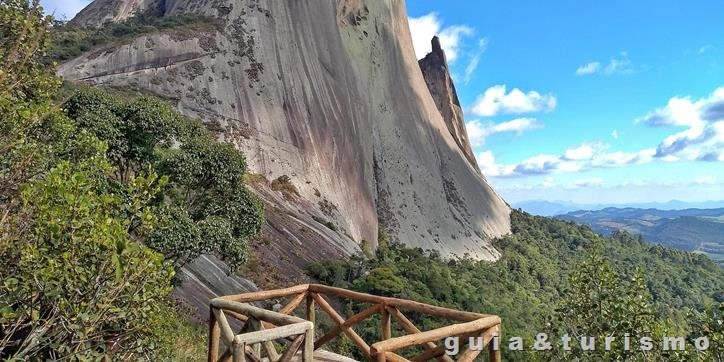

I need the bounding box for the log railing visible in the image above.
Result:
[208,284,501,362]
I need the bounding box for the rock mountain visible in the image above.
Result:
[61,0,510,278]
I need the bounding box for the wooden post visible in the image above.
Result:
[209,307,220,362]
[232,340,246,362]
[303,325,315,361]
[306,293,315,325]
[314,304,382,349]
[381,306,391,340]
[489,325,501,362]
[248,318,279,361]
[375,350,387,362]
[280,292,307,315]
[387,307,452,362]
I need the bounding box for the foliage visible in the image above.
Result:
[48,9,221,62]
[271,175,299,200]
[0,0,58,207]
[306,210,724,361]
[1,161,174,360]
[0,2,254,359]
[62,88,264,271]
[312,215,338,232]
[688,303,723,361]
[542,247,660,361]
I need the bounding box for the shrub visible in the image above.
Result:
[63,89,265,271]
[271,175,299,200]
[312,215,338,232]
[0,160,175,359]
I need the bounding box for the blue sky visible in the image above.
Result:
[40,0,90,20]
[42,1,723,204]
[407,0,724,204]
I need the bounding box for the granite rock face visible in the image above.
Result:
[61,0,511,262]
[418,36,479,173]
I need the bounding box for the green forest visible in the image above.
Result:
[0,1,722,361]
[307,211,723,361]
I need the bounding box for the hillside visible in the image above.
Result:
[516,200,724,216]
[558,208,724,266]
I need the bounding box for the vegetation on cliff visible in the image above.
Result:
[0,1,260,359]
[48,8,221,62]
[307,210,724,361]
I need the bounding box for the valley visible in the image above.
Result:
[558,208,724,266]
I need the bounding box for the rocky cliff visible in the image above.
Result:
[60,0,510,267]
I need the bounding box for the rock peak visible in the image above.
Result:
[430,36,447,65]
[431,35,443,54]
[419,37,478,173]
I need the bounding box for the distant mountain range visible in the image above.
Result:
[514,200,724,216]
[557,207,724,266]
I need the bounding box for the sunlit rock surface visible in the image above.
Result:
[62,0,510,267]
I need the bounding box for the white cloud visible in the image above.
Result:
[563,143,599,161]
[408,13,473,62]
[475,88,724,179]
[575,52,635,76]
[604,53,634,75]
[463,38,488,84]
[611,130,620,139]
[470,84,557,117]
[575,62,600,76]
[465,118,542,146]
[489,117,542,134]
[475,143,657,178]
[699,44,714,55]
[568,177,605,189]
[636,87,724,159]
[542,177,556,188]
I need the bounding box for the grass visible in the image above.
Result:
[270,175,299,200]
[244,173,269,186]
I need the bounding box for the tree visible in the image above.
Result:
[63,88,264,271]
[0,0,57,208]
[0,161,175,359]
[546,245,660,361]
[688,303,723,361]
[0,2,202,359]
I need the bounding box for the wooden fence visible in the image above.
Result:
[208,284,501,362]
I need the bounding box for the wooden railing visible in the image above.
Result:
[208,284,501,362]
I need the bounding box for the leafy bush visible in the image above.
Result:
[271,175,299,200]
[1,161,175,359]
[63,88,265,271]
